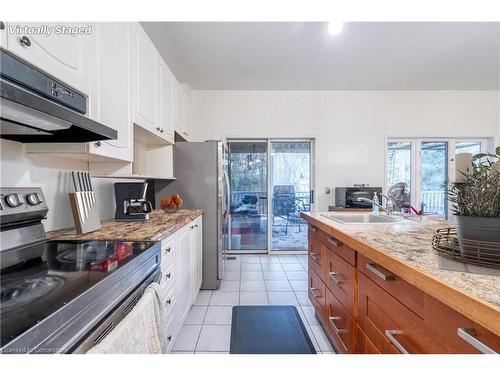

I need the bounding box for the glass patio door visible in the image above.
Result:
[225,139,314,253]
[270,141,312,252]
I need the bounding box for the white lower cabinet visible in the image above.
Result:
[158,216,203,352]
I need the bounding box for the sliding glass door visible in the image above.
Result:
[226,139,314,253]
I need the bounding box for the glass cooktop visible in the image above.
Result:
[0,239,157,348]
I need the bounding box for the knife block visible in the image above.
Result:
[69,192,101,234]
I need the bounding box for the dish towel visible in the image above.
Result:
[87,282,166,354]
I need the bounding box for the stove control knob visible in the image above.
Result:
[5,193,23,208]
[26,192,42,206]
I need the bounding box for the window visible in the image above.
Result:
[386,138,489,218]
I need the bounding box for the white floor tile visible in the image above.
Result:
[241,263,262,271]
[265,280,292,292]
[240,279,266,292]
[239,291,269,305]
[196,325,232,352]
[210,291,240,306]
[171,350,195,354]
[193,290,212,305]
[224,262,241,270]
[260,263,283,271]
[223,270,241,280]
[310,325,334,352]
[262,270,287,280]
[286,270,308,280]
[172,325,202,351]
[281,263,305,271]
[267,292,299,306]
[241,271,264,280]
[184,305,208,325]
[300,306,321,326]
[259,255,281,264]
[204,306,234,325]
[289,280,308,292]
[278,255,300,264]
[219,280,240,292]
[241,256,261,263]
[294,291,312,306]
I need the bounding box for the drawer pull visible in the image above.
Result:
[310,226,317,232]
[167,335,172,341]
[166,298,172,305]
[457,328,497,354]
[366,262,395,281]
[327,238,342,247]
[385,330,409,354]
[328,316,347,334]
[309,287,322,298]
[309,252,320,263]
[165,273,172,279]
[328,271,344,284]
[165,247,171,253]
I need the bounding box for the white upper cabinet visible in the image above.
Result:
[133,23,157,133]
[156,57,175,143]
[0,22,7,49]
[88,22,133,162]
[176,83,192,140]
[6,22,92,95]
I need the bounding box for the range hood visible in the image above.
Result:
[0,50,117,143]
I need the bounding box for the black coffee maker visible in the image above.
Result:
[114,182,153,221]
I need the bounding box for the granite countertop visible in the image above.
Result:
[302,212,500,311]
[48,209,203,242]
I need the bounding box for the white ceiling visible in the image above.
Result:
[141,22,500,90]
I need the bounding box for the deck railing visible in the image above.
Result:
[230,190,310,215]
[421,190,446,214]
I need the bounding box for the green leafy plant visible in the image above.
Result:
[447,147,500,217]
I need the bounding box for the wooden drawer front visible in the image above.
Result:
[355,325,380,354]
[358,253,424,317]
[424,295,500,354]
[308,231,325,278]
[358,273,446,354]
[308,266,326,321]
[325,248,356,318]
[319,231,356,266]
[325,287,356,353]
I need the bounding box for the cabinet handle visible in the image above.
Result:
[160,128,164,133]
[384,330,409,354]
[19,36,31,47]
[156,126,161,131]
[366,262,395,281]
[190,225,194,229]
[328,271,344,284]
[328,316,347,334]
[310,226,317,232]
[309,252,320,263]
[194,224,198,228]
[457,328,497,354]
[165,247,171,253]
[167,335,172,341]
[94,141,101,148]
[309,287,321,298]
[166,273,171,279]
[166,298,172,305]
[327,237,342,247]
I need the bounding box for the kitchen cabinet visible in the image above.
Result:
[5,22,92,95]
[88,22,133,162]
[157,216,203,352]
[306,223,500,354]
[175,83,192,140]
[156,57,175,143]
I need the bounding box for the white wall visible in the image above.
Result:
[191,90,499,211]
[0,139,115,231]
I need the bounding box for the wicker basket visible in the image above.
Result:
[161,207,181,214]
[432,228,500,269]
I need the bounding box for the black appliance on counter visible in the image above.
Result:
[114,182,153,221]
[335,186,383,208]
[0,187,161,353]
[0,50,117,143]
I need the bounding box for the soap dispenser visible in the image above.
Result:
[372,192,380,214]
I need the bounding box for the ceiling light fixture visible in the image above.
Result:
[327,21,344,36]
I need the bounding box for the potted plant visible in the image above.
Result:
[447,147,500,256]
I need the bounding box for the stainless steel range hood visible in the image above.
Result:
[0,50,117,143]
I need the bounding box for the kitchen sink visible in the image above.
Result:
[321,213,417,224]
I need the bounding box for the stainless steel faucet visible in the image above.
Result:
[356,194,400,215]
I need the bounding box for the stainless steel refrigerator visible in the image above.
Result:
[155,140,229,290]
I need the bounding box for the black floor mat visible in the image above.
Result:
[230,305,317,354]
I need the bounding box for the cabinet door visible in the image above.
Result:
[155,58,174,143]
[6,22,91,95]
[176,226,193,324]
[88,23,132,161]
[192,218,203,295]
[133,23,157,133]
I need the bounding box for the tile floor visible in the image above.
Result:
[171,254,335,354]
